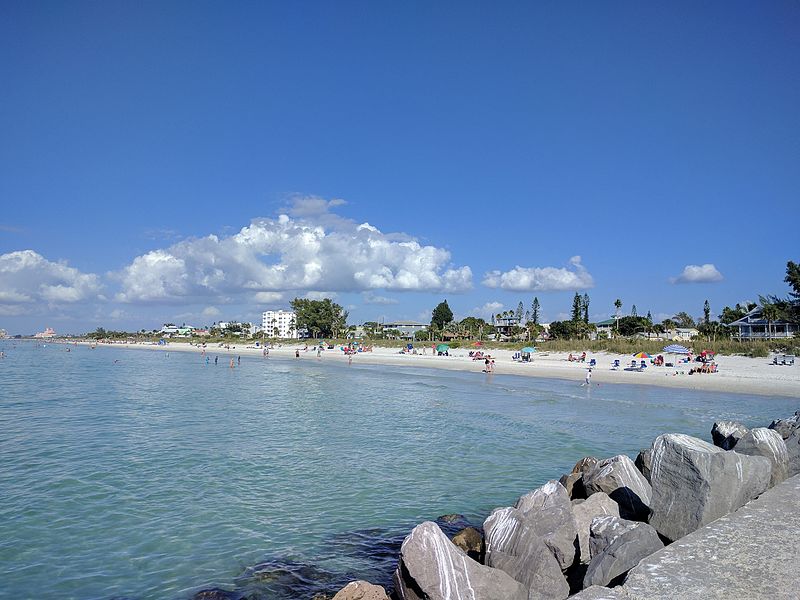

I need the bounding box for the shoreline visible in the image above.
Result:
[70,340,800,398]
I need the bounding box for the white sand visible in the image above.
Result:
[75,340,800,399]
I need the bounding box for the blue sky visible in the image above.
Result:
[1,1,798,334]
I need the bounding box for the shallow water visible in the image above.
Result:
[0,341,796,599]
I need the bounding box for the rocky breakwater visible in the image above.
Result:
[310,409,799,600]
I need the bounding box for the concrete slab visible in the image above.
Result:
[621,474,800,599]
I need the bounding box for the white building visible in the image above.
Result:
[262,310,298,339]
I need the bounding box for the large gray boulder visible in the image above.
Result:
[734,427,789,486]
[559,457,597,500]
[711,420,748,450]
[583,516,663,588]
[483,507,570,599]
[516,479,570,513]
[648,433,772,542]
[569,585,630,599]
[785,429,800,477]
[768,410,800,440]
[583,455,652,521]
[393,521,528,600]
[332,580,389,600]
[572,492,620,564]
[513,481,576,569]
[634,448,652,483]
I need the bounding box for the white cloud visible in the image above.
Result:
[253,292,284,304]
[672,264,723,284]
[0,250,102,313]
[482,256,594,292]
[115,197,472,303]
[472,301,504,320]
[363,292,399,305]
[202,306,221,317]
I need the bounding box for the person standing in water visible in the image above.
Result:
[230,358,235,369]
[237,355,241,365]
[214,356,218,365]
[583,368,592,386]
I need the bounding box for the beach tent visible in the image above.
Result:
[521,347,536,353]
[436,344,449,353]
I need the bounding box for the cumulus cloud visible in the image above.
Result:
[671,264,723,284]
[115,197,472,303]
[482,256,594,292]
[472,301,504,320]
[0,250,102,313]
[202,306,221,317]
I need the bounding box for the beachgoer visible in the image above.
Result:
[214,356,218,365]
[568,353,574,362]
[584,368,592,386]
[230,358,235,368]
[348,354,353,366]
[206,356,209,365]
[295,349,300,358]
[581,351,586,362]
[484,357,490,372]
[237,355,241,365]
[317,347,321,358]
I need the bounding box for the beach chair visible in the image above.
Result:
[785,355,795,366]
[773,355,782,365]
[611,359,620,370]
[589,358,596,367]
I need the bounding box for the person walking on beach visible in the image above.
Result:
[583,368,592,386]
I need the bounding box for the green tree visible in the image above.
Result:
[548,320,576,340]
[515,301,525,323]
[531,297,540,325]
[617,315,650,337]
[571,292,583,322]
[673,312,696,328]
[703,300,711,325]
[431,300,454,331]
[582,293,590,323]
[290,297,349,338]
[720,304,750,324]
[631,304,638,317]
[760,299,781,339]
[784,260,800,323]
[614,298,623,335]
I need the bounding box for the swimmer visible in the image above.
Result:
[214,356,218,365]
[229,358,235,369]
[237,355,241,365]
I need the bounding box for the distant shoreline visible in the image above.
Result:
[67,339,800,398]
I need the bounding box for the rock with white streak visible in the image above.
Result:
[332,580,389,600]
[768,411,800,440]
[483,508,570,599]
[515,479,570,513]
[569,585,630,599]
[734,427,789,486]
[572,492,620,564]
[393,521,528,600]
[648,433,772,542]
[711,420,748,450]
[583,455,652,521]
[583,516,663,588]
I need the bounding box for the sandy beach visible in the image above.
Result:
[75,340,800,398]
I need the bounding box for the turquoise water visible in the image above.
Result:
[0,341,796,599]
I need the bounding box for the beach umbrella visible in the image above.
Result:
[633,352,652,359]
[521,347,535,353]
[663,344,690,354]
[473,341,484,347]
[436,344,450,352]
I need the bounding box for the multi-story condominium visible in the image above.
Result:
[261,310,298,339]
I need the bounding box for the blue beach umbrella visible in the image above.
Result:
[663,344,690,354]
[521,347,536,353]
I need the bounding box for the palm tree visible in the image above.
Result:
[761,302,780,339]
[614,299,622,335]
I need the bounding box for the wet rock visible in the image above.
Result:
[437,513,466,524]
[734,427,789,486]
[583,516,663,587]
[332,580,389,600]
[768,410,800,440]
[451,526,483,562]
[484,507,569,599]
[393,521,528,600]
[572,492,620,564]
[648,433,772,542]
[192,589,237,600]
[711,420,748,450]
[634,448,652,483]
[237,558,350,599]
[583,455,652,521]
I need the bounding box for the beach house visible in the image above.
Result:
[728,307,799,340]
[382,321,427,340]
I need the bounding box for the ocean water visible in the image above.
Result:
[0,341,796,599]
